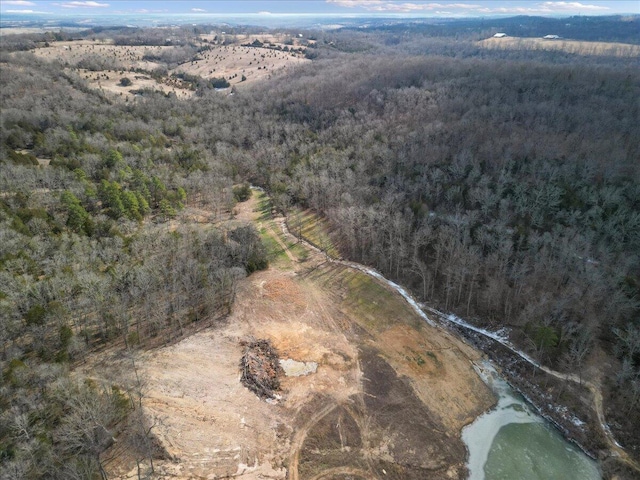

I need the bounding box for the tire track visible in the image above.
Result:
[307,467,371,480]
[288,402,338,480]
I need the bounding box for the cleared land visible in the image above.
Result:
[30,37,309,100]
[173,44,306,86]
[94,192,494,479]
[479,36,640,57]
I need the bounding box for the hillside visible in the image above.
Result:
[1,21,639,480]
[85,192,493,479]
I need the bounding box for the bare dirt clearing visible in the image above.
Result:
[101,192,493,479]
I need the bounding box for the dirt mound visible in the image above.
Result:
[240,338,282,399]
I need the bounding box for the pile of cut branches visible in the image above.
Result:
[240,338,281,399]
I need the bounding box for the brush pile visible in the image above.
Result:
[240,338,281,399]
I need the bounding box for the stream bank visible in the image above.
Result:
[274,204,633,478]
[463,361,601,480]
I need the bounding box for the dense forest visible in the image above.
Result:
[1,20,639,479]
[0,46,268,478]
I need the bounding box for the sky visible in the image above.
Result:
[1,0,638,17]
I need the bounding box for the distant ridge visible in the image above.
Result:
[1,13,639,44]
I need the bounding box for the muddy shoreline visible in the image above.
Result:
[444,322,606,460]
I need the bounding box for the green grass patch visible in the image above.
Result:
[254,193,300,270]
[289,208,340,259]
[424,350,440,366]
[254,191,273,221]
[253,191,316,269]
[310,265,421,333]
[258,225,291,269]
[288,242,309,262]
[405,348,440,367]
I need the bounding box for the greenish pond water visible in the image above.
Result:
[462,362,601,480]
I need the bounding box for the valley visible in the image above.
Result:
[1,10,639,480]
[94,192,494,479]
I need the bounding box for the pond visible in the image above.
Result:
[462,362,601,480]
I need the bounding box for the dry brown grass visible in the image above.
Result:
[173,43,308,86]
[28,37,309,101]
[479,37,640,57]
[75,68,194,100]
[262,276,307,311]
[32,40,166,70]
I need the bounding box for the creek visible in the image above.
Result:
[258,189,613,478]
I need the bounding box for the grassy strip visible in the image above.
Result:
[258,226,291,268]
[308,264,422,334]
[288,208,341,259]
[253,191,293,269]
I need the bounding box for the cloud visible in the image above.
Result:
[327,1,482,12]
[191,8,206,12]
[474,2,610,14]
[6,8,48,13]
[60,1,109,8]
[2,1,36,5]
[132,8,168,13]
[539,2,608,11]
[327,0,383,7]
[327,1,610,14]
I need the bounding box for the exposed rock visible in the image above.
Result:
[279,358,318,377]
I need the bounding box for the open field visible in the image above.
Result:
[28,37,309,100]
[74,68,194,100]
[32,40,166,70]
[479,36,640,57]
[0,27,87,35]
[91,192,494,479]
[31,40,196,100]
[173,43,307,86]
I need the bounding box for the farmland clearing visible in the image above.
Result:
[478,36,640,57]
[29,35,309,101]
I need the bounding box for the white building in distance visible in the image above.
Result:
[493,33,507,38]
